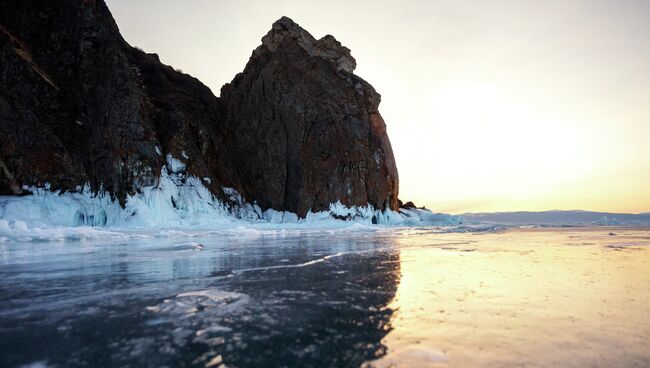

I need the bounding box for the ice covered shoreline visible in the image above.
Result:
[0,164,462,243]
[4,159,645,244]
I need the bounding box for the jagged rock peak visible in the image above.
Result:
[221,15,399,216]
[260,16,357,73]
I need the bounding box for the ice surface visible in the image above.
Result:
[0,158,463,242]
[363,346,449,368]
[19,362,50,368]
[2,227,649,367]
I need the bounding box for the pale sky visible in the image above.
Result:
[106,0,650,214]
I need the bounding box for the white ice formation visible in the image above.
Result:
[0,157,462,242]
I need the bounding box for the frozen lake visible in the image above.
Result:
[1,227,649,367]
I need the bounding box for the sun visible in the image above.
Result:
[394,81,594,211]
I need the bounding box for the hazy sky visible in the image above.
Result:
[106,0,650,214]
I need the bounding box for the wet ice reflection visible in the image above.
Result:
[1,227,649,367]
[0,231,401,367]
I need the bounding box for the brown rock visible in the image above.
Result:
[401,201,417,210]
[221,17,399,216]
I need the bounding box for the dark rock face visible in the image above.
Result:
[401,201,417,210]
[0,0,237,202]
[1,1,160,198]
[0,2,399,216]
[221,17,398,216]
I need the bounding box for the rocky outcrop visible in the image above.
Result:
[1,1,155,198]
[221,17,398,216]
[0,1,398,216]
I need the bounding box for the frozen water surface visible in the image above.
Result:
[1,227,649,367]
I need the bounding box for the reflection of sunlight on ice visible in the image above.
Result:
[364,345,448,368]
[362,346,449,368]
[367,227,650,367]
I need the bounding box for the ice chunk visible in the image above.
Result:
[148,288,250,316]
[165,154,186,174]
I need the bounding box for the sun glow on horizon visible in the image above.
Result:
[393,82,591,201]
[388,79,650,214]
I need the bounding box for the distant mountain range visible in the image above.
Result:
[461,210,650,226]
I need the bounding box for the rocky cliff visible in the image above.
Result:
[0,1,399,217]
